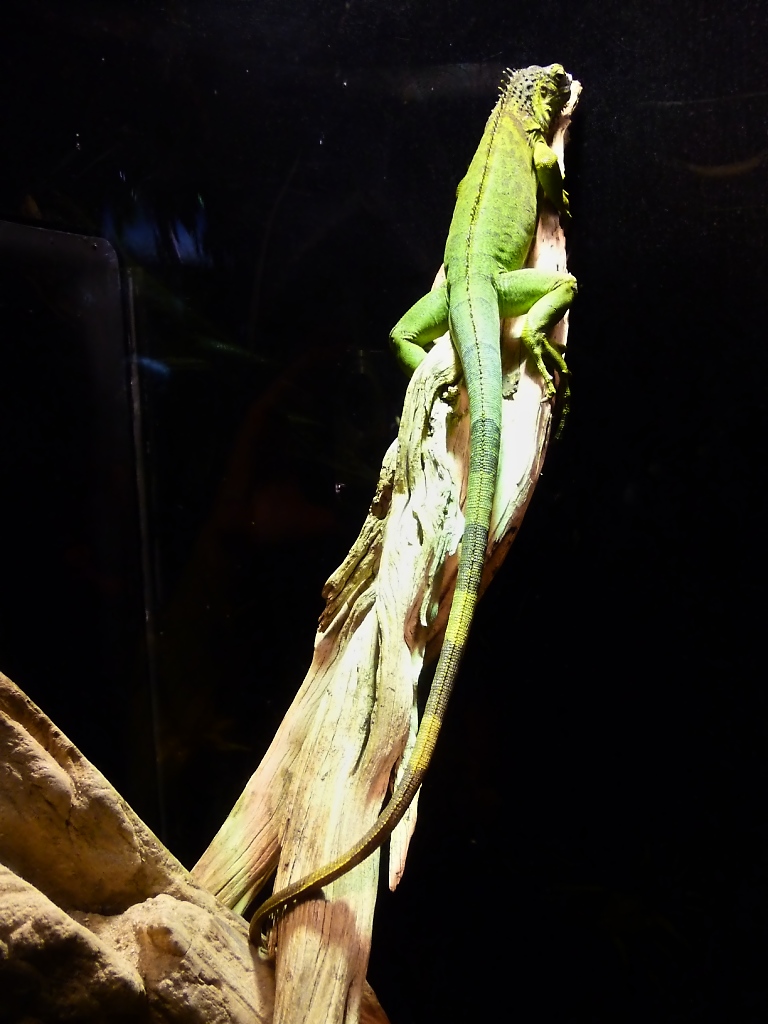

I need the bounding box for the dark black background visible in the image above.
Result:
[1,1,767,1021]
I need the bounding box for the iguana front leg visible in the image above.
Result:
[532,133,570,218]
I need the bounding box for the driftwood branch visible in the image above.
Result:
[193,83,581,1024]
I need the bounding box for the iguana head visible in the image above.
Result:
[502,63,572,135]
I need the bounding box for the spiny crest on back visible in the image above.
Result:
[497,63,571,133]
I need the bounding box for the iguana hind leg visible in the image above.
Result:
[389,284,449,376]
[496,267,576,396]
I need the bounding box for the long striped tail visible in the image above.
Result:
[249,350,501,943]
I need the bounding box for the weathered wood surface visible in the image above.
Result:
[193,83,580,1024]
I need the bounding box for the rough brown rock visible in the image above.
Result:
[0,672,274,1023]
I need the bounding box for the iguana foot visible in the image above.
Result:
[521,327,570,399]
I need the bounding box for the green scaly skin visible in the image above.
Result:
[249,64,577,943]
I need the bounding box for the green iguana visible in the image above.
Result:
[249,63,577,941]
